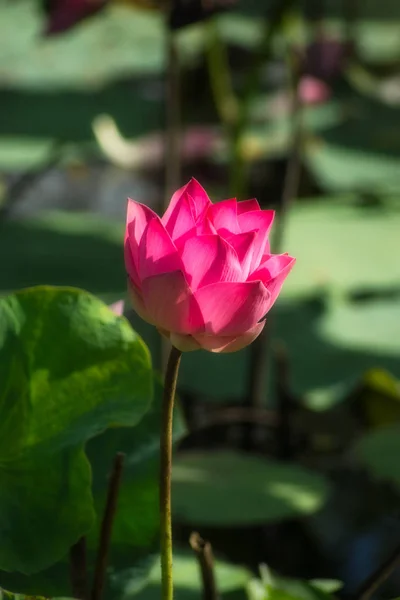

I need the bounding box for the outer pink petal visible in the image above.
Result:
[161,191,196,242]
[238,209,275,271]
[195,280,270,336]
[162,178,211,224]
[223,231,256,280]
[138,217,184,281]
[128,279,155,325]
[249,254,296,308]
[141,270,205,335]
[124,239,140,287]
[180,234,242,290]
[194,321,265,353]
[125,199,157,255]
[185,178,212,219]
[207,199,240,235]
[237,198,260,214]
[125,199,157,282]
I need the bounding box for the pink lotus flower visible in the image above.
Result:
[124,179,295,353]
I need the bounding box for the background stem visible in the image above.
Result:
[190,532,219,600]
[69,537,88,600]
[160,345,182,600]
[91,453,125,600]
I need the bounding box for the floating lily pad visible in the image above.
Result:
[283,197,400,298]
[172,451,330,526]
[319,298,400,357]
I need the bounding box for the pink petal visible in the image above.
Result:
[124,239,140,288]
[238,209,275,271]
[109,300,125,316]
[249,254,296,308]
[196,214,217,236]
[125,199,158,280]
[128,279,155,325]
[195,281,270,336]
[141,270,205,335]
[194,321,265,353]
[237,198,260,214]
[223,231,256,280]
[125,198,158,254]
[180,235,242,290]
[185,178,212,219]
[139,217,183,281]
[161,191,196,242]
[262,239,271,258]
[162,178,211,225]
[207,199,240,235]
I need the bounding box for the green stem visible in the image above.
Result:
[160,345,182,600]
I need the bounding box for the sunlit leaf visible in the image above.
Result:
[0,286,153,574]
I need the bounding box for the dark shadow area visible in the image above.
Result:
[0,217,126,295]
[0,79,164,142]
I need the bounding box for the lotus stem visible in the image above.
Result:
[160,345,182,600]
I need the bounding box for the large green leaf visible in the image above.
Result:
[171,451,330,526]
[0,286,153,574]
[0,377,185,598]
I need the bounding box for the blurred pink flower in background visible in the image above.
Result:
[124,179,295,352]
[297,33,352,105]
[298,75,331,105]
